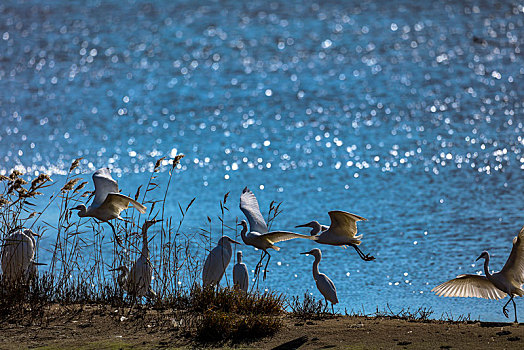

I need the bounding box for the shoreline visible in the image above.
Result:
[1,304,522,349]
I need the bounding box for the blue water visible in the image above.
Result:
[1,0,523,321]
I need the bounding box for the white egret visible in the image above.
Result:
[296,211,375,261]
[1,229,41,283]
[202,236,241,287]
[432,225,524,323]
[71,168,147,237]
[233,251,249,292]
[111,220,157,297]
[301,248,338,313]
[239,187,314,280]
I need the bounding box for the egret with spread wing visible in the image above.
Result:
[296,211,375,261]
[233,251,249,292]
[239,187,313,280]
[71,168,147,238]
[202,236,241,287]
[432,225,524,323]
[301,248,338,313]
[111,220,158,297]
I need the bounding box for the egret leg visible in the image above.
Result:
[107,221,123,247]
[512,297,518,324]
[350,244,375,261]
[254,251,266,277]
[502,296,514,319]
[263,252,271,280]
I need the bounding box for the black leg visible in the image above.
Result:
[502,296,513,318]
[350,244,375,261]
[107,221,123,246]
[263,252,271,280]
[254,251,266,276]
[512,297,518,323]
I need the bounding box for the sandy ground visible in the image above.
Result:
[0,305,523,349]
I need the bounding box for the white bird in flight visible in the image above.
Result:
[202,236,241,287]
[233,251,249,292]
[239,187,314,280]
[71,168,147,237]
[432,225,524,323]
[1,229,42,283]
[111,220,158,297]
[301,248,338,313]
[296,211,375,261]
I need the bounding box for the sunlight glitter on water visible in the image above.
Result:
[1,0,523,321]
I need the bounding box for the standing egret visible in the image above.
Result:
[111,220,157,297]
[71,168,147,237]
[233,251,249,292]
[239,187,314,280]
[296,211,375,261]
[1,229,40,283]
[432,225,524,323]
[202,236,241,287]
[301,248,338,313]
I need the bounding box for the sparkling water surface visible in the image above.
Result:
[1,0,523,321]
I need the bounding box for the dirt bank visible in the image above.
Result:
[0,305,523,349]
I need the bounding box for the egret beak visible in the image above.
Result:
[295,223,309,228]
[70,205,82,211]
[475,254,483,261]
[31,262,47,266]
[237,222,243,226]
[109,267,121,272]
[300,252,310,255]
[229,238,242,245]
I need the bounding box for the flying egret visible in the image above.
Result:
[432,225,524,323]
[233,251,249,292]
[1,229,41,283]
[202,236,241,287]
[301,248,338,313]
[296,211,375,261]
[239,187,315,280]
[111,220,158,297]
[71,168,147,238]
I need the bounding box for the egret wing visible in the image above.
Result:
[431,274,506,300]
[240,187,268,234]
[316,273,338,304]
[91,168,119,208]
[101,193,147,215]
[327,211,367,239]
[263,231,314,244]
[500,225,524,287]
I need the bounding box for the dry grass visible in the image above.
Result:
[0,158,288,344]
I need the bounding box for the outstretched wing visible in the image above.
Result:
[100,193,147,216]
[263,231,314,244]
[91,168,119,208]
[431,274,507,300]
[500,225,524,287]
[327,211,366,239]
[239,187,268,234]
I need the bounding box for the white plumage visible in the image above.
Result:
[239,187,314,280]
[111,220,157,297]
[71,168,147,233]
[1,229,39,283]
[432,225,524,323]
[301,248,338,313]
[233,251,249,292]
[202,236,241,287]
[296,211,375,261]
